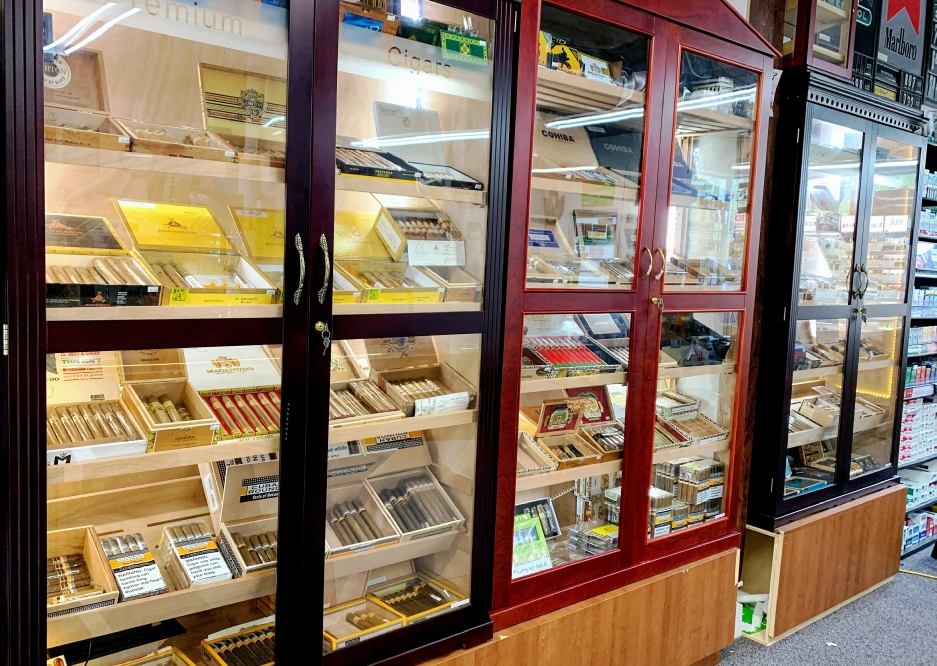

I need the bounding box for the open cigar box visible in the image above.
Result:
[323,573,404,653]
[114,118,236,162]
[202,620,276,666]
[519,399,604,469]
[566,385,624,462]
[365,562,468,626]
[516,431,558,476]
[364,466,464,542]
[330,340,405,427]
[374,202,466,266]
[47,526,119,617]
[228,207,285,287]
[325,483,401,558]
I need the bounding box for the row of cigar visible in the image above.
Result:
[207,392,280,437]
[588,426,624,452]
[397,217,459,241]
[230,530,278,566]
[377,475,457,533]
[47,554,104,605]
[525,337,604,367]
[336,147,403,171]
[165,521,214,545]
[329,499,385,546]
[329,381,399,420]
[150,263,250,290]
[142,395,193,424]
[100,533,149,557]
[373,582,446,617]
[546,441,590,460]
[209,627,276,666]
[388,378,445,401]
[46,257,152,286]
[518,501,559,538]
[343,610,391,630]
[48,402,136,445]
[599,260,635,279]
[355,269,420,289]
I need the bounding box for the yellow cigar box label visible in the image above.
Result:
[229,208,285,261]
[109,551,154,569]
[366,288,443,304]
[116,200,232,252]
[176,540,218,556]
[589,524,619,536]
[333,292,360,304]
[334,211,391,260]
[166,289,276,306]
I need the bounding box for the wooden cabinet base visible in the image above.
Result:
[741,484,906,645]
[421,550,738,666]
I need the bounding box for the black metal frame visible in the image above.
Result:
[750,67,926,531]
[1,0,517,663]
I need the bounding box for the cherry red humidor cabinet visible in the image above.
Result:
[492,0,777,627]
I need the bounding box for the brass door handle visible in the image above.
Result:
[654,248,666,281]
[640,246,652,280]
[318,233,330,305]
[293,234,305,306]
[652,296,664,312]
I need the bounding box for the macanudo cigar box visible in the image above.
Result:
[203,620,276,666]
[228,207,285,287]
[113,648,197,666]
[46,526,119,617]
[374,203,465,266]
[199,64,287,168]
[566,385,624,462]
[115,199,280,306]
[325,483,401,557]
[365,467,465,542]
[523,334,624,378]
[119,348,221,452]
[43,48,131,152]
[45,213,161,308]
[366,562,469,625]
[365,337,477,417]
[519,400,604,469]
[46,351,148,464]
[114,118,236,162]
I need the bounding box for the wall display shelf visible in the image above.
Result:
[751,67,926,531]
[492,0,775,628]
[3,0,512,665]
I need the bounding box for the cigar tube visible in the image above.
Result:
[222,395,255,435]
[117,258,148,286]
[177,265,203,289]
[149,264,175,288]
[48,410,70,444]
[46,422,59,446]
[158,395,183,422]
[329,509,354,545]
[353,499,382,539]
[210,396,243,437]
[257,392,280,426]
[49,265,69,283]
[48,584,105,604]
[145,395,171,424]
[61,266,83,284]
[104,257,133,284]
[74,266,97,283]
[66,406,93,441]
[234,394,267,434]
[55,407,81,442]
[79,404,107,439]
[341,503,371,543]
[162,264,188,289]
[378,490,411,532]
[111,404,137,438]
[246,393,277,430]
[100,403,128,439]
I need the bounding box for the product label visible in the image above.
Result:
[405,239,466,267]
[413,391,470,416]
[375,213,405,255]
[240,475,279,502]
[528,228,560,249]
[109,551,167,600]
[175,540,231,583]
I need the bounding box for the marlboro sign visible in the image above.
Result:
[877,0,925,75]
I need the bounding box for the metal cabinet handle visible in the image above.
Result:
[318,234,330,305]
[640,247,652,280]
[654,248,666,281]
[293,234,305,306]
[858,264,869,300]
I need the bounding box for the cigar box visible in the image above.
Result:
[653,417,689,450]
[339,260,446,304]
[46,351,148,464]
[420,266,483,303]
[374,204,465,266]
[339,1,399,34]
[336,146,421,182]
[515,497,561,539]
[45,213,162,308]
[199,64,287,168]
[113,648,197,666]
[113,118,236,162]
[366,563,469,625]
[530,214,631,287]
[855,396,887,423]
[519,400,604,470]
[330,340,367,382]
[333,265,366,304]
[183,346,282,443]
[328,431,432,484]
[526,216,574,284]
[203,620,276,666]
[566,386,624,462]
[46,526,119,617]
[43,49,131,153]
[517,431,558,476]
[409,162,483,191]
[573,209,618,259]
[323,594,404,652]
[119,348,221,452]
[522,334,624,378]
[798,396,840,428]
[365,467,465,542]
[329,379,406,428]
[520,345,557,380]
[115,199,280,306]
[325,483,401,557]
[365,337,477,417]
[159,518,233,590]
[335,211,393,260]
[209,460,280,577]
[655,389,701,420]
[662,412,728,445]
[227,207,285,287]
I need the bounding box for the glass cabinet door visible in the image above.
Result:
[663,51,759,291]
[524,7,650,290]
[811,0,854,68]
[647,312,738,540]
[798,118,864,307]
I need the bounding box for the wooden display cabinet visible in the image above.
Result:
[781,0,858,77]
[493,0,776,628]
[750,67,926,530]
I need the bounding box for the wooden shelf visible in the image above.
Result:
[530,175,639,198]
[813,42,846,63]
[333,301,482,316]
[515,459,622,492]
[44,144,284,183]
[325,529,461,580]
[815,0,848,25]
[652,437,730,464]
[328,409,477,444]
[46,304,282,322]
[520,371,627,394]
[46,437,280,486]
[658,362,736,380]
[787,418,892,448]
[792,358,895,381]
[336,173,486,205]
[47,570,277,647]
[536,66,645,114]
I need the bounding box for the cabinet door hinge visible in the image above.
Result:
[514,11,518,33]
[770,478,773,493]
[783,306,787,321]
[3,324,8,356]
[796,127,801,144]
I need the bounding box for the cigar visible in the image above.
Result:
[159,395,183,422]
[234,394,268,434]
[257,392,280,426]
[79,404,107,439]
[162,264,189,289]
[177,265,203,289]
[66,406,93,441]
[210,396,243,437]
[62,266,83,284]
[145,395,171,424]
[330,507,354,545]
[117,258,148,286]
[246,393,278,430]
[48,411,69,443]
[47,422,59,445]
[100,403,128,439]
[353,499,382,540]
[56,407,81,442]
[222,395,255,435]
[341,502,373,542]
[149,264,175,288]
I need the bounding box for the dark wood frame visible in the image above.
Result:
[783,0,859,79]
[2,0,516,664]
[749,67,926,531]
[491,0,776,627]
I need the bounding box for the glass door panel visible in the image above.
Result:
[798,118,864,306]
[512,313,630,578]
[784,318,848,498]
[649,312,738,540]
[334,1,494,313]
[664,52,758,291]
[324,334,479,652]
[525,7,650,290]
[863,138,919,304]
[43,1,288,321]
[851,316,903,478]
[812,0,853,67]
